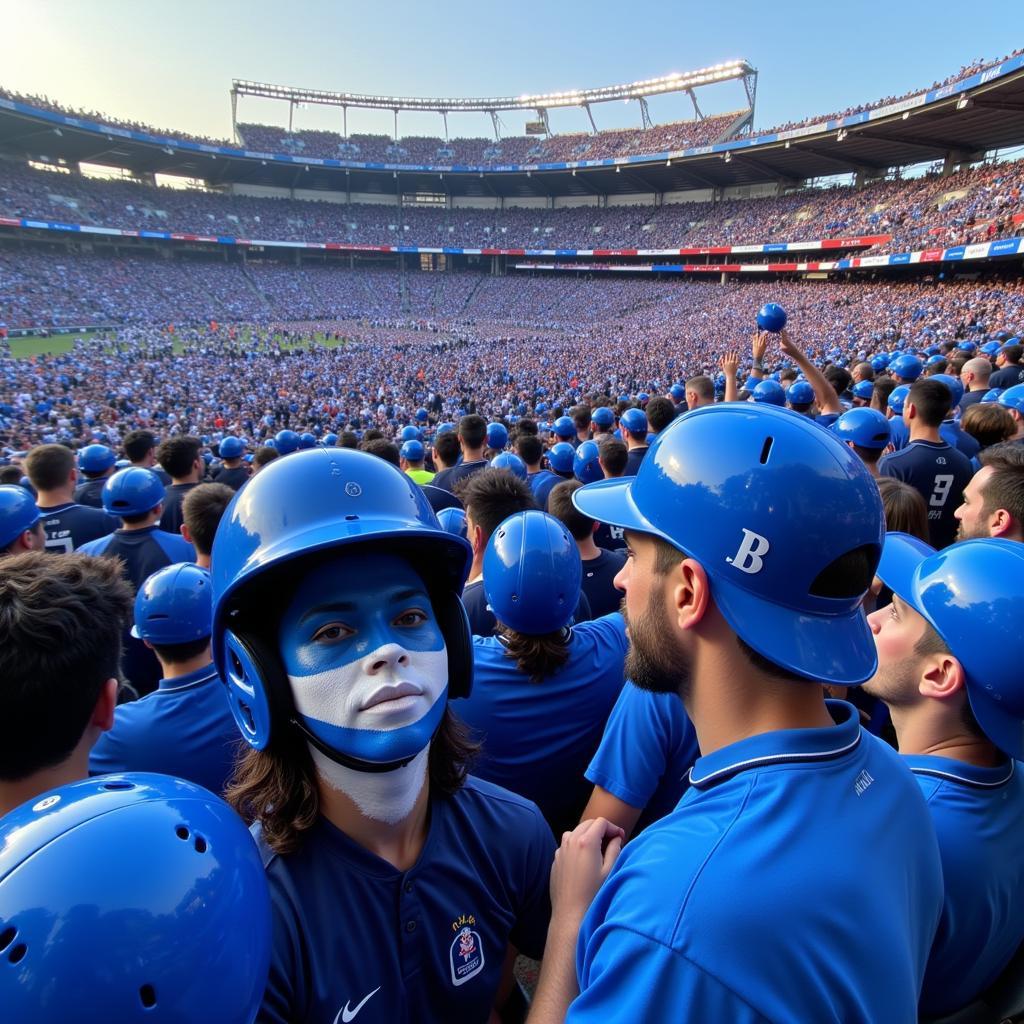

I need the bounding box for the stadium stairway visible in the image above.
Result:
[239,264,272,314]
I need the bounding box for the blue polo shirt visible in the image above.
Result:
[906,755,1024,1017]
[585,684,699,831]
[256,776,554,1024]
[88,662,241,796]
[460,615,628,831]
[568,702,943,1024]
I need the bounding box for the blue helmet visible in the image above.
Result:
[833,407,891,450]
[574,404,884,685]
[888,384,911,416]
[400,425,422,443]
[486,422,509,450]
[0,774,270,1024]
[670,384,686,402]
[786,381,815,407]
[131,563,212,644]
[535,402,549,416]
[298,432,317,450]
[114,459,131,470]
[870,354,890,372]
[201,452,214,467]
[210,449,473,765]
[888,354,923,382]
[981,388,1005,404]
[101,467,165,518]
[756,302,787,333]
[925,354,945,367]
[274,429,300,455]
[415,407,429,422]
[491,452,527,479]
[931,373,965,408]
[592,406,615,430]
[0,484,41,549]
[77,443,116,475]
[436,506,468,539]
[998,384,1024,414]
[957,340,978,353]
[981,341,1002,356]
[876,535,1024,758]
[573,440,603,484]
[400,439,425,462]
[619,407,648,436]
[851,380,875,402]
[436,422,456,435]
[219,436,244,459]
[323,432,339,447]
[547,442,576,474]
[483,511,582,635]
[752,379,786,406]
[553,416,575,439]
[637,392,650,405]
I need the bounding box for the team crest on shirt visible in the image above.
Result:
[448,914,485,986]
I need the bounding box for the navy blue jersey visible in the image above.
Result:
[37,501,118,553]
[879,440,974,548]
[959,390,986,410]
[432,459,488,494]
[142,464,173,486]
[580,548,626,618]
[73,476,108,509]
[212,465,250,491]
[78,525,195,592]
[594,521,627,553]
[586,684,699,832]
[569,703,943,1023]
[527,470,561,510]
[89,662,240,795]
[421,483,463,514]
[461,615,628,831]
[907,755,1024,1017]
[991,365,1024,389]
[939,419,981,460]
[462,579,592,637]
[159,482,199,535]
[623,446,649,477]
[256,776,554,1024]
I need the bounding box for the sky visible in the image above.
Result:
[1,1,1023,143]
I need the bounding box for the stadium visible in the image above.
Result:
[3,14,1024,1023]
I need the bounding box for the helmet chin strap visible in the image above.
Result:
[290,716,440,774]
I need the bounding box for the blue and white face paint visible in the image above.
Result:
[278,553,449,823]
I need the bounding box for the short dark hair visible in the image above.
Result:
[0,552,133,781]
[571,406,591,431]
[0,466,23,485]
[598,438,628,477]
[459,469,536,539]
[825,366,852,396]
[1000,344,1022,365]
[182,482,235,557]
[872,377,896,412]
[547,479,592,541]
[337,431,359,449]
[361,438,401,466]
[123,430,157,463]
[908,379,951,427]
[151,636,211,664]
[977,444,1024,527]
[686,375,713,401]
[362,429,384,444]
[25,443,74,491]
[645,397,677,434]
[458,414,487,450]
[516,418,539,436]
[253,446,279,469]
[156,435,201,479]
[433,432,461,467]
[923,357,947,376]
[516,433,543,467]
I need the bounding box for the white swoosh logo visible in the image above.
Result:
[335,986,381,1023]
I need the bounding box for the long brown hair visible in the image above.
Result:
[226,709,478,856]
[496,625,572,684]
[876,477,930,542]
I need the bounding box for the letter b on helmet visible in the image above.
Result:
[727,528,770,575]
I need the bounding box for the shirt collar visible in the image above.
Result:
[689,700,862,790]
[157,662,219,692]
[903,753,1015,789]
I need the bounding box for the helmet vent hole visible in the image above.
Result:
[759,437,774,465]
[8,943,26,964]
[102,780,134,791]
[345,514,359,521]
[0,926,16,953]
[194,835,208,854]
[175,826,190,841]
[238,700,256,734]
[139,984,157,1008]
[230,650,243,676]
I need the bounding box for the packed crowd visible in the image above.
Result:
[1,156,1022,261]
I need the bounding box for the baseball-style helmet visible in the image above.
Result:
[957,340,978,353]
[786,381,815,407]
[486,422,509,450]
[0,484,40,549]
[483,511,582,635]
[574,404,884,685]
[670,384,686,402]
[436,422,456,435]
[400,439,425,462]
[77,444,116,474]
[981,341,1002,356]
[553,416,575,439]
[876,535,1024,758]
[416,407,429,422]
[833,407,891,450]
[298,432,317,450]
[998,384,1024,414]
[931,373,965,408]
[851,380,875,401]
[889,354,923,382]
[620,408,648,435]
[981,388,1004,404]
[210,449,473,769]
[0,774,270,1024]
[274,430,300,455]
[323,432,339,446]
[752,379,786,406]
[756,302,787,333]
[491,452,527,479]
[888,384,911,416]
[437,506,468,539]
[114,459,131,470]
[218,436,244,459]
[400,425,422,443]
[131,563,212,644]
[101,468,164,518]
[547,442,576,474]
[925,354,946,367]
[592,407,615,430]
[637,392,650,405]
[870,354,890,372]
[573,440,603,484]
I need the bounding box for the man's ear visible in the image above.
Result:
[181,522,193,544]
[92,678,118,732]
[472,524,485,557]
[672,557,710,632]
[918,652,966,703]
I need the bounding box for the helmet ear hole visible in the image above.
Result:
[222,630,288,751]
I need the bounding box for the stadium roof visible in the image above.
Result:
[1,56,1023,198]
